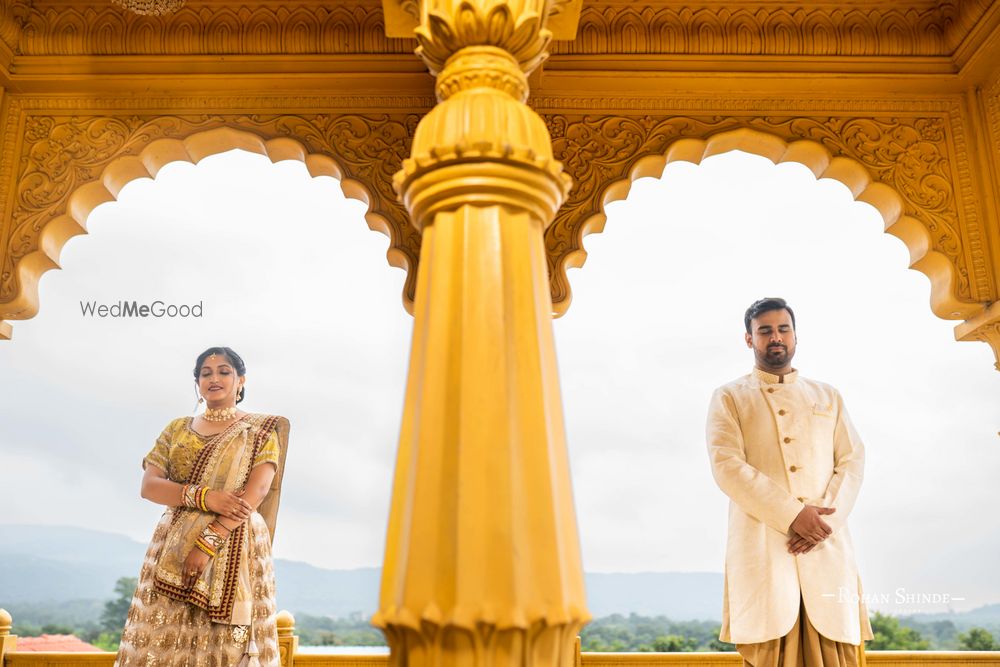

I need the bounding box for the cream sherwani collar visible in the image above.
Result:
[751,367,799,384]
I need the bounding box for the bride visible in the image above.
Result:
[115,347,289,667]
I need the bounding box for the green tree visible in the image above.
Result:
[707,637,737,652]
[99,577,138,641]
[649,634,698,652]
[868,612,930,650]
[957,628,998,651]
[39,624,75,635]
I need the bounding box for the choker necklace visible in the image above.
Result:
[203,406,237,422]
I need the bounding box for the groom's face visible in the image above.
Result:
[745,308,796,371]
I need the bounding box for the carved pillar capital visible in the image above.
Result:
[396,43,570,230]
[389,1,576,232]
[383,0,582,74]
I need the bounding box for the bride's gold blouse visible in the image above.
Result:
[143,416,280,482]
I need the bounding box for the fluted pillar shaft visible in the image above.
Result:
[374,3,589,666]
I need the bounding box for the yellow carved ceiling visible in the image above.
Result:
[0,0,998,366]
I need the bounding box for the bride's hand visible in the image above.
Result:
[183,547,210,588]
[205,489,252,521]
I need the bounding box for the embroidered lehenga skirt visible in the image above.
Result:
[114,511,279,667]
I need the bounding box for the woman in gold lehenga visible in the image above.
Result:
[115,347,290,667]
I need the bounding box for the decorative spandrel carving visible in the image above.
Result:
[544,113,980,316]
[1,108,420,318]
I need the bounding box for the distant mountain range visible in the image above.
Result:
[3,525,999,628]
[0,524,723,620]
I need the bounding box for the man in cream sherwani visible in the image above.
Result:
[707,297,874,667]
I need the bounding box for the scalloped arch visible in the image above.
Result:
[2,126,415,333]
[551,126,983,324]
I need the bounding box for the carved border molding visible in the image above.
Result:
[0,0,993,57]
[543,109,988,319]
[17,2,415,56]
[554,3,960,57]
[0,1,24,53]
[986,71,1000,204]
[0,97,422,318]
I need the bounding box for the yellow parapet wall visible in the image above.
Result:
[5,651,1000,667]
[3,608,999,667]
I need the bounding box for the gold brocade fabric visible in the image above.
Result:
[114,511,279,667]
[151,415,271,625]
[115,415,286,667]
[143,416,280,481]
[737,595,862,667]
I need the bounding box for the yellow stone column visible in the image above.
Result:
[374,2,589,667]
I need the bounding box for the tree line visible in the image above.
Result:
[9,577,1000,652]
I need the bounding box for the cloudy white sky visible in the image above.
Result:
[0,149,997,616]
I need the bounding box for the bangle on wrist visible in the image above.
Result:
[198,487,210,512]
[207,521,230,538]
[181,483,202,509]
[194,537,217,558]
[199,523,228,552]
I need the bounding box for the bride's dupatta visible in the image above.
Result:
[153,413,289,625]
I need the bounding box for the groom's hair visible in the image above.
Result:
[744,297,796,334]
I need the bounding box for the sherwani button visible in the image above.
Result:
[767,388,775,393]
[778,409,786,415]
[797,497,805,502]
[784,437,792,443]
[789,465,798,472]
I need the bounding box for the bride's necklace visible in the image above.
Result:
[203,406,237,422]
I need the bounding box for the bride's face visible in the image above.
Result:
[197,354,243,406]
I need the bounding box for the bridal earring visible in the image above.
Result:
[193,383,204,413]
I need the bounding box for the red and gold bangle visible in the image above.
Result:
[200,524,227,551]
[194,538,216,558]
[207,522,228,539]
[181,483,202,510]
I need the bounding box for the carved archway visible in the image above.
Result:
[0,109,424,335]
[2,106,998,367]
[534,104,1000,369]
[544,116,988,321]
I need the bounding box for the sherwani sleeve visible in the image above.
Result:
[818,391,865,531]
[707,387,805,534]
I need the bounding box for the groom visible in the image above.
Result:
[706,297,873,666]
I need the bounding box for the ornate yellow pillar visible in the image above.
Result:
[375,2,589,666]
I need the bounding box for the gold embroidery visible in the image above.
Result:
[114,514,279,666]
[232,625,249,643]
